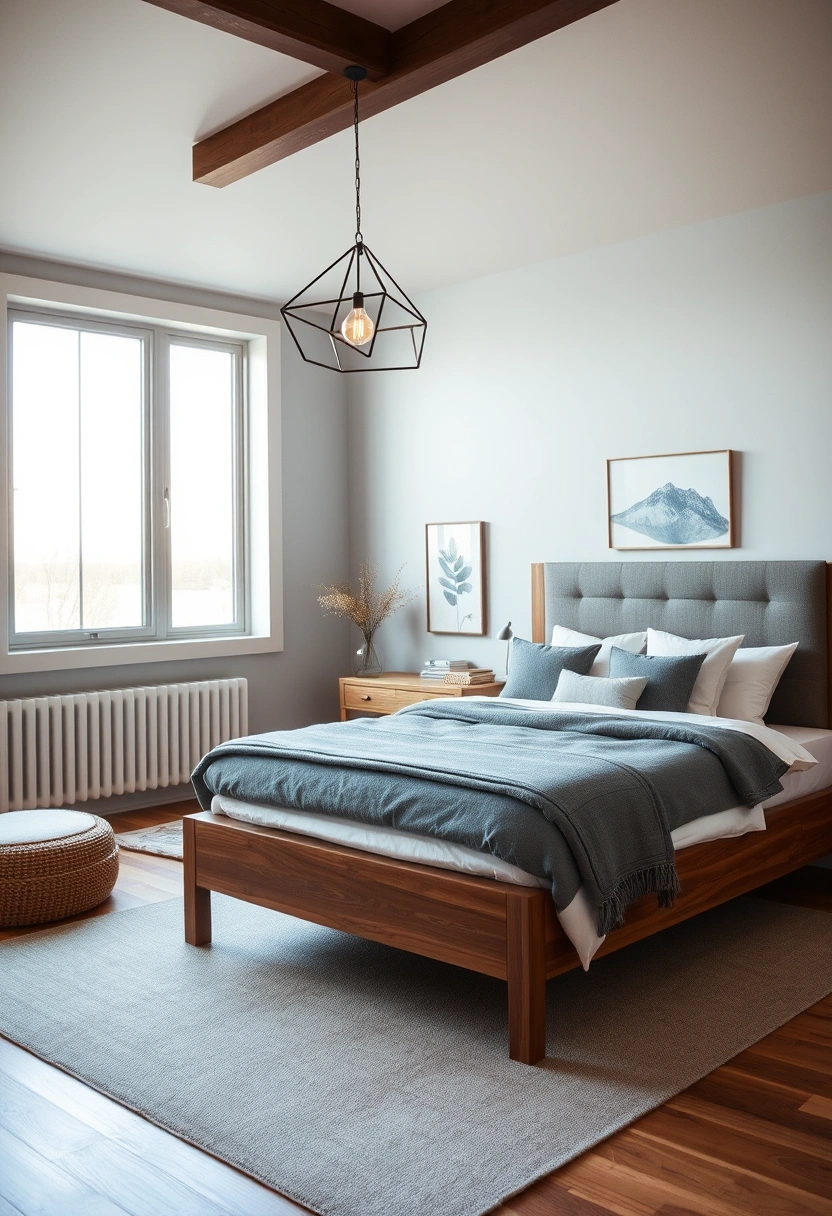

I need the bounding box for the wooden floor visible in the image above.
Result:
[1,806,831,1216]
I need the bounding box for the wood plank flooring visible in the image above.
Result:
[1,805,830,1216]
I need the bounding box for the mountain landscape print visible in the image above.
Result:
[611,482,729,545]
[608,450,733,550]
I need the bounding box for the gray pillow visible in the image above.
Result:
[608,646,707,713]
[551,668,648,711]
[500,637,601,701]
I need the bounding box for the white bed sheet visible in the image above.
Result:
[211,707,832,971]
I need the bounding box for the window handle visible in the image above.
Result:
[163,487,171,529]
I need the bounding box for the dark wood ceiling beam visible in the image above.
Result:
[144,0,391,78]
[193,0,619,187]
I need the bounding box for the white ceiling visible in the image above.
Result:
[1,0,830,303]
[332,1,445,31]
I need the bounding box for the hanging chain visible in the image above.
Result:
[352,78,363,246]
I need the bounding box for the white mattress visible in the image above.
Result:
[212,712,832,971]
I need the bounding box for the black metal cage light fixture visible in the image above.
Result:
[280,66,427,373]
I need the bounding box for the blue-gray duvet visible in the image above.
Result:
[191,701,788,935]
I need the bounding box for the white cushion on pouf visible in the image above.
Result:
[0,809,118,928]
[0,809,97,846]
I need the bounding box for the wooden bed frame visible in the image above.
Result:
[183,565,832,1066]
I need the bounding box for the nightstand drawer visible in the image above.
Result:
[393,687,453,708]
[341,682,450,713]
[342,683,398,713]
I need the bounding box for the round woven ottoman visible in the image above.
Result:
[0,810,119,928]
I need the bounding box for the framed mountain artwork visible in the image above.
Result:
[426,521,486,634]
[607,450,734,550]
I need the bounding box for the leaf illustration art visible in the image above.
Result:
[437,540,476,630]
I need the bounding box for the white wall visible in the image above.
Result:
[0,254,351,744]
[347,191,832,672]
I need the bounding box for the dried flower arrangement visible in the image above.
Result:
[317,562,415,677]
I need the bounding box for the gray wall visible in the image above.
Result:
[4,190,831,811]
[0,254,351,772]
[347,191,832,673]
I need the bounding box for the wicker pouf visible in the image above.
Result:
[0,810,119,928]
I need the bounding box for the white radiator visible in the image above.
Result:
[0,678,248,813]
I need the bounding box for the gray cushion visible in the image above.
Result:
[608,647,706,713]
[500,638,601,701]
[551,669,648,711]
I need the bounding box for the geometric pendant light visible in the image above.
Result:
[281,67,427,373]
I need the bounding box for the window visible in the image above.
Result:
[8,308,247,650]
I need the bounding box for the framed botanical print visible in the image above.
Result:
[425,521,486,635]
[607,450,734,550]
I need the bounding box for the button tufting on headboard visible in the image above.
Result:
[539,561,828,728]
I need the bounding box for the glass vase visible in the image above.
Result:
[352,636,382,678]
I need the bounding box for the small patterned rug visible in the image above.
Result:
[115,820,183,860]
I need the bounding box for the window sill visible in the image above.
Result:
[0,633,283,676]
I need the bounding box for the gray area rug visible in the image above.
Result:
[115,819,183,859]
[1,895,831,1216]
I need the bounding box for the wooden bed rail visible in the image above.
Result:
[184,787,832,1066]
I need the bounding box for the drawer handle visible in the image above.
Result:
[361,694,371,701]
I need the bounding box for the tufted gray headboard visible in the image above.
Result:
[531,561,829,728]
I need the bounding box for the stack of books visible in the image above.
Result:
[442,668,495,686]
[420,659,470,679]
[420,660,495,686]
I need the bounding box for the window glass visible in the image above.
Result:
[11,320,145,635]
[169,343,236,628]
[79,330,144,629]
[9,311,245,650]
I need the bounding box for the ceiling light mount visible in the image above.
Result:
[280,65,426,373]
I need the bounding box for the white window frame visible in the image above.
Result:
[8,309,250,650]
[0,274,283,674]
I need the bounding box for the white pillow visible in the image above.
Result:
[646,627,744,716]
[550,626,647,678]
[716,643,798,724]
[552,668,648,711]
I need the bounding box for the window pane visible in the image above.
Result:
[79,331,144,629]
[169,344,236,628]
[12,322,81,632]
[11,319,145,636]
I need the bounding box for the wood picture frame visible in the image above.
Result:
[607,449,734,551]
[425,521,486,635]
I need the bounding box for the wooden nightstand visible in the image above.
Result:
[339,672,503,721]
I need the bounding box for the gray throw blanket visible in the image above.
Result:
[192,702,788,935]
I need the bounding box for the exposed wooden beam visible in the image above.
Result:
[194,0,620,187]
[144,0,391,79]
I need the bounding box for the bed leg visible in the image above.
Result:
[506,891,547,1065]
[183,816,212,946]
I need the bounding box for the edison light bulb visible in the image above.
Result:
[341,291,374,346]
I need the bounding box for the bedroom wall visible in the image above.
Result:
[347,191,832,674]
[0,253,351,800]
